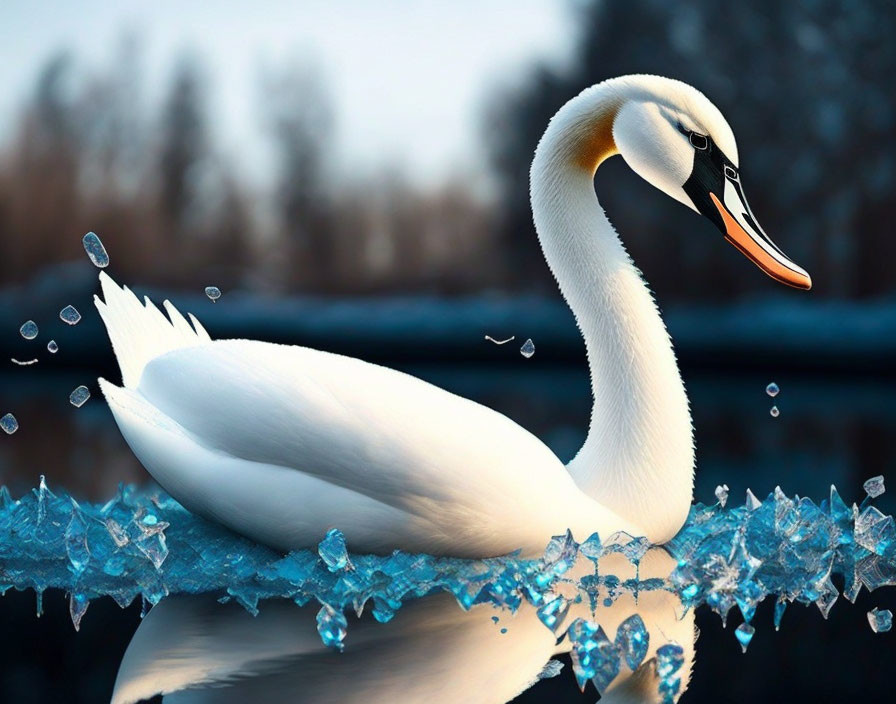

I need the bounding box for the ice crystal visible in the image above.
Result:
[19,320,38,340]
[205,286,222,302]
[520,338,535,358]
[537,659,564,680]
[59,305,81,325]
[69,386,91,408]
[864,475,885,499]
[47,340,58,354]
[714,484,729,507]
[82,232,110,268]
[867,607,892,633]
[766,382,779,397]
[0,413,18,435]
[769,405,780,418]
[1,479,896,696]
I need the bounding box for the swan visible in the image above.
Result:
[95,74,810,557]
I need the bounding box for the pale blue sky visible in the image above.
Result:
[0,0,575,185]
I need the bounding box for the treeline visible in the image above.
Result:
[0,40,500,294]
[484,0,896,300]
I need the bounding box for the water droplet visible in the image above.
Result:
[0,413,18,434]
[19,320,38,339]
[69,594,90,631]
[82,232,109,268]
[500,627,508,634]
[520,338,535,358]
[69,385,91,408]
[766,382,779,397]
[735,622,755,652]
[60,305,81,325]
[770,405,780,418]
[47,340,58,354]
[205,286,222,302]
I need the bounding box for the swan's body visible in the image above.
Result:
[97,75,810,556]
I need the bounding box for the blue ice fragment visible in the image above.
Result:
[655,643,684,703]
[766,382,779,397]
[773,598,787,631]
[735,622,755,652]
[867,607,893,633]
[69,593,89,631]
[537,595,569,631]
[0,413,18,435]
[59,305,81,325]
[19,320,38,340]
[318,528,353,572]
[538,659,564,680]
[82,232,109,268]
[205,286,222,302]
[615,613,649,670]
[864,476,886,499]
[567,619,620,693]
[579,531,602,561]
[65,503,90,573]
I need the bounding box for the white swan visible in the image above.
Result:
[96,75,810,557]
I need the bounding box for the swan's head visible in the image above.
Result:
[610,76,811,290]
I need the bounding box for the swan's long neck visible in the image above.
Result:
[531,85,694,543]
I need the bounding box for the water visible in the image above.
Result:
[0,412,18,434]
[59,305,81,325]
[69,386,91,408]
[47,340,58,354]
[204,286,222,302]
[81,232,109,268]
[19,320,38,339]
[520,338,535,358]
[770,405,780,418]
[766,382,780,397]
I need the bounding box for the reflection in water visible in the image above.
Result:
[112,550,693,704]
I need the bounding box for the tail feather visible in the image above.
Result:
[95,271,212,388]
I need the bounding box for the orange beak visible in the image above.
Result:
[709,192,812,290]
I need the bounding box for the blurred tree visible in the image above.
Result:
[158,55,208,245]
[484,0,896,300]
[261,64,336,290]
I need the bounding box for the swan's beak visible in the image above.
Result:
[683,149,812,290]
[708,182,812,290]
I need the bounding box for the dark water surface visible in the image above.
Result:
[1,360,894,702]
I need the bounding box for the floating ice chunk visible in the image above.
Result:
[65,504,90,573]
[316,603,348,651]
[568,619,619,693]
[655,643,685,702]
[59,305,81,325]
[205,286,222,302]
[864,475,886,499]
[734,622,755,652]
[82,232,109,268]
[715,484,729,507]
[537,595,569,631]
[520,338,535,358]
[19,320,38,339]
[615,614,649,671]
[70,593,90,631]
[318,528,353,572]
[745,489,762,511]
[773,598,787,631]
[867,607,893,633]
[485,335,515,345]
[69,385,91,408]
[0,413,18,435]
[47,340,58,353]
[537,659,564,680]
[766,382,779,397]
[769,405,780,418]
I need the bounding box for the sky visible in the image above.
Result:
[0,0,576,186]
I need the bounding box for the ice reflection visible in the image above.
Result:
[113,549,694,703]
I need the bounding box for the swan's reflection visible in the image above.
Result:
[112,549,695,704]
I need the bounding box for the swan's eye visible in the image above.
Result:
[689,132,709,150]
[724,165,738,180]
